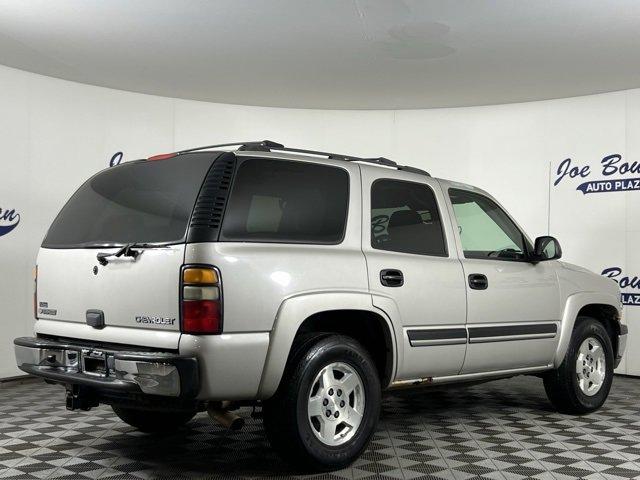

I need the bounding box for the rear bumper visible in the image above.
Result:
[14,337,199,398]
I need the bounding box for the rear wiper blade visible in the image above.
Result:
[97,243,151,266]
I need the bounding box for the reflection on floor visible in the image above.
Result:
[1,376,639,479]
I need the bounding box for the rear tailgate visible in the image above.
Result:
[35,153,220,348]
[37,245,184,331]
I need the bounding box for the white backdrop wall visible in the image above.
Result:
[0,64,638,379]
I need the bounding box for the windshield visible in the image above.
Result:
[42,156,214,248]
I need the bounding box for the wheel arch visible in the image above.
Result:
[554,292,623,368]
[575,303,623,361]
[257,292,398,399]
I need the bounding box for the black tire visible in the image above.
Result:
[112,406,196,433]
[263,334,381,472]
[544,317,614,414]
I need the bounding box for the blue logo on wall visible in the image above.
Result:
[601,267,640,306]
[555,154,640,194]
[110,151,123,167]
[0,206,20,237]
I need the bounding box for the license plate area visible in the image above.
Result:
[81,350,108,377]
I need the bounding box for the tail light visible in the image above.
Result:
[33,265,38,319]
[181,266,222,334]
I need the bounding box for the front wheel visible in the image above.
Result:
[544,317,614,414]
[263,334,381,472]
[112,406,196,433]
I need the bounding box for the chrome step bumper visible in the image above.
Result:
[14,337,199,398]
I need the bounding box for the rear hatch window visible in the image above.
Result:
[42,155,215,248]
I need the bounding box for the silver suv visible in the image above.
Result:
[14,140,628,471]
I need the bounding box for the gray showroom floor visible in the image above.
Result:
[1,377,640,480]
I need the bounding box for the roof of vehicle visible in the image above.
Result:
[163,140,431,178]
[148,140,491,196]
[144,141,527,241]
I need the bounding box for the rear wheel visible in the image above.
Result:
[544,317,613,414]
[111,406,196,433]
[263,334,381,472]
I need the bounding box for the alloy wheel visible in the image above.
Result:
[307,362,365,446]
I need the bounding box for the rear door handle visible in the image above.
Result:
[468,273,488,290]
[380,269,404,287]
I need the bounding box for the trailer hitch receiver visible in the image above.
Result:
[65,385,98,411]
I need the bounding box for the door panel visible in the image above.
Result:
[459,259,560,373]
[461,258,560,326]
[462,337,559,373]
[444,186,562,374]
[366,249,467,379]
[360,168,467,381]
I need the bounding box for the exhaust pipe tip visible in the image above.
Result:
[227,416,245,431]
[207,405,245,431]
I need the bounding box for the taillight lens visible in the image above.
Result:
[33,265,38,319]
[182,300,221,333]
[181,266,222,334]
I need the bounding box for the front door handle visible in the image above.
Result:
[468,273,488,290]
[380,269,404,287]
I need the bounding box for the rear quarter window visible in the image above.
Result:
[220,159,349,244]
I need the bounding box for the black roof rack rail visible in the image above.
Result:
[175,140,284,155]
[398,165,431,176]
[174,140,430,176]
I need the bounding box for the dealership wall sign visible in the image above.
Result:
[554,154,640,194]
[0,206,20,237]
[602,267,640,306]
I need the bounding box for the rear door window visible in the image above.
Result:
[371,179,447,256]
[42,155,215,248]
[220,159,349,244]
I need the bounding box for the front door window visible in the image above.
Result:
[448,189,527,261]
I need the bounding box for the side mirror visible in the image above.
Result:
[532,236,562,262]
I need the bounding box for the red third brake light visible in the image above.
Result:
[181,266,222,334]
[147,152,177,161]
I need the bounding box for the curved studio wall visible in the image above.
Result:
[1,64,638,379]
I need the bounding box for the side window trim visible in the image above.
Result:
[448,187,532,263]
[370,178,449,258]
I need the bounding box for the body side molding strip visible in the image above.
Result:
[469,332,556,344]
[468,323,557,343]
[407,327,467,347]
[408,323,558,347]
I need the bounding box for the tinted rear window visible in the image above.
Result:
[220,159,349,244]
[42,156,214,248]
[371,179,447,256]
